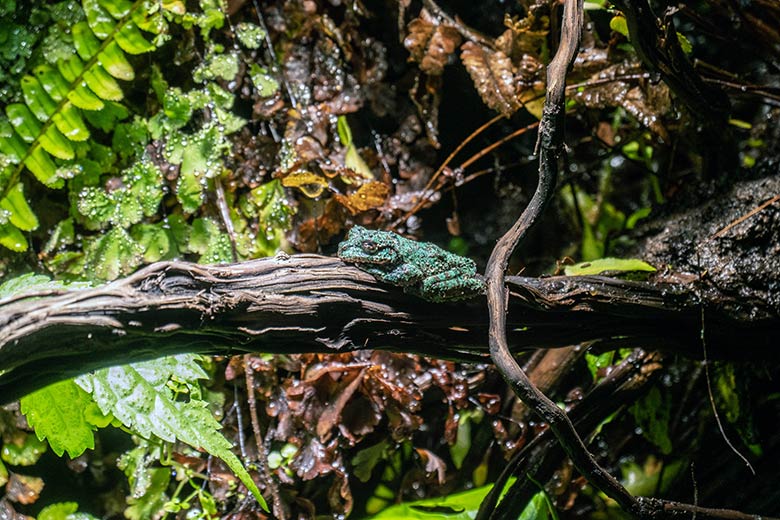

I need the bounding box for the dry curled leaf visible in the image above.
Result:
[461,41,521,117]
[279,170,330,198]
[574,61,672,141]
[333,181,389,215]
[404,9,462,76]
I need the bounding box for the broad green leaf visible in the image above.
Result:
[38,501,100,520]
[82,0,116,39]
[98,41,135,81]
[0,459,6,487]
[73,21,102,61]
[84,65,124,101]
[82,227,143,280]
[365,478,535,520]
[0,222,27,252]
[352,441,389,482]
[115,22,155,54]
[630,386,672,454]
[21,75,57,122]
[193,51,239,83]
[564,258,656,276]
[0,182,38,231]
[76,356,268,510]
[20,379,96,458]
[98,0,133,18]
[1,431,47,466]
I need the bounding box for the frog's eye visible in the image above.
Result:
[362,240,378,253]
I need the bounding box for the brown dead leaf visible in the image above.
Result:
[461,41,521,117]
[0,500,33,520]
[415,448,447,484]
[574,61,671,141]
[404,9,462,76]
[333,181,389,215]
[6,474,44,505]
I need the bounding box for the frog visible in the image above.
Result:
[337,225,485,302]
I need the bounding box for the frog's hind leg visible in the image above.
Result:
[417,269,486,302]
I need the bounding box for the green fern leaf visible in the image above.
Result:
[20,379,97,458]
[76,356,269,510]
[0,182,38,231]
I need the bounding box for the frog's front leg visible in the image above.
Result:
[415,269,486,302]
[366,262,425,287]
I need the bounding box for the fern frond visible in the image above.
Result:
[0,0,161,195]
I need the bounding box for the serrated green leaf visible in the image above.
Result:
[38,501,100,520]
[82,227,143,280]
[176,170,203,213]
[236,22,265,49]
[99,41,135,81]
[564,258,656,276]
[0,222,27,252]
[83,0,116,39]
[77,356,268,510]
[84,65,124,101]
[0,182,38,231]
[21,75,57,122]
[20,379,96,458]
[73,21,102,61]
[0,273,66,299]
[248,64,278,97]
[189,217,233,263]
[115,22,155,54]
[1,431,47,466]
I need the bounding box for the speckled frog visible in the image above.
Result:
[337,226,485,302]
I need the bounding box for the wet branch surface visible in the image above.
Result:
[0,254,777,403]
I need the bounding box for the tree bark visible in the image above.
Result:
[1,252,777,403]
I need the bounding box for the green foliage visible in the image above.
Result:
[564,258,656,276]
[20,379,104,458]
[75,355,268,510]
[1,431,47,466]
[363,478,555,520]
[630,386,673,455]
[37,501,100,520]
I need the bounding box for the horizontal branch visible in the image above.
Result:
[0,254,776,402]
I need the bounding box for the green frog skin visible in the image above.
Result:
[337,226,485,302]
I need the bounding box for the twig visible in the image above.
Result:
[483,0,643,514]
